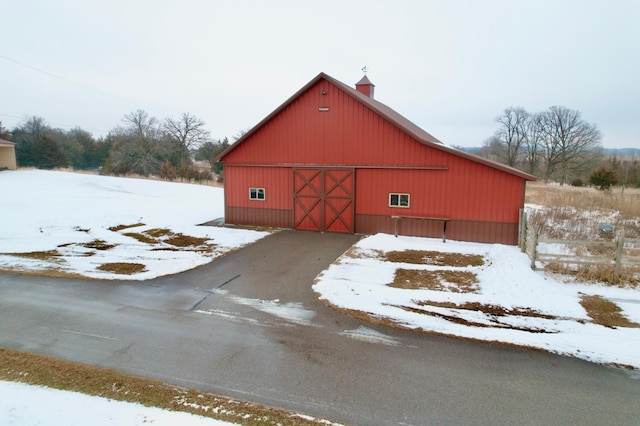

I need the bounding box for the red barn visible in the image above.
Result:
[215,72,535,245]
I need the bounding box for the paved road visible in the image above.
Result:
[1,230,639,425]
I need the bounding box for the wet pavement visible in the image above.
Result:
[1,230,639,425]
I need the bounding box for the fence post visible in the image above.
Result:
[530,229,539,270]
[614,235,625,279]
[519,209,526,252]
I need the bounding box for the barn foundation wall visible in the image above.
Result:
[225,206,293,229]
[355,214,518,245]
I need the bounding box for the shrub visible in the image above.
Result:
[589,167,618,190]
[570,178,583,187]
[157,161,178,181]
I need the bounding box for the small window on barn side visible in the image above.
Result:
[389,193,410,208]
[249,188,266,200]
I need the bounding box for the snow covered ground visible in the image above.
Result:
[0,380,235,425]
[0,170,269,280]
[1,170,639,423]
[313,233,640,372]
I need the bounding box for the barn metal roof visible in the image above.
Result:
[0,139,15,146]
[216,72,536,181]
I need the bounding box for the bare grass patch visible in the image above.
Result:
[391,304,552,333]
[122,229,214,251]
[123,232,157,245]
[415,300,556,319]
[81,239,116,251]
[164,233,211,248]
[144,228,171,238]
[97,262,146,275]
[9,250,63,261]
[0,348,332,426]
[108,223,146,232]
[385,250,484,267]
[579,294,640,328]
[545,262,639,287]
[391,268,479,293]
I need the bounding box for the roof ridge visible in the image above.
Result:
[214,72,535,181]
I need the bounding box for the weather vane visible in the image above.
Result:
[362,66,368,75]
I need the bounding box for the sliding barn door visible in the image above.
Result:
[293,168,354,233]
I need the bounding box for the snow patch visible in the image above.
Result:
[227,296,317,326]
[0,380,236,425]
[340,326,403,346]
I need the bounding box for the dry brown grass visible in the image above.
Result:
[145,228,172,238]
[97,262,146,275]
[81,239,116,251]
[545,263,640,287]
[384,250,484,267]
[389,304,552,333]
[123,232,157,244]
[122,229,214,251]
[108,223,146,232]
[0,267,89,280]
[525,182,640,285]
[0,347,333,426]
[415,300,556,319]
[164,233,211,248]
[391,268,479,293]
[526,182,640,220]
[579,294,640,328]
[8,250,63,261]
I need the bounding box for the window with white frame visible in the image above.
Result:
[389,193,410,208]
[249,187,266,200]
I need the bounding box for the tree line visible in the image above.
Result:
[0,111,231,182]
[477,106,639,189]
[4,106,637,190]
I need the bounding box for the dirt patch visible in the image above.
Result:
[579,294,640,328]
[0,267,89,280]
[384,250,484,267]
[108,223,146,232]
[81,239,116,251]
[164,233,211,248]
[391,304,553,333]
[97,262,146,275]
[122,229,214,251]
[415,300,556,319]
[144,228,172,238]
[8,250,63,261]
[391,268,479,293]
[0,347,334,426]
[123,232,157,244]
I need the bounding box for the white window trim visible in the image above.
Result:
[389,192,410,208]
[249,187,266,201]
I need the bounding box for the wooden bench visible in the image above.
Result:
[391,215,451,242]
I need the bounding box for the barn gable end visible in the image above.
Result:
[217,73,535,244]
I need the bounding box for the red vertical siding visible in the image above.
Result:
[355,167,523,223]
[223,80,446,167]
[221,75,530,243]
[225,166,292,210]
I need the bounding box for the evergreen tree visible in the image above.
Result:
[589,167,617,190]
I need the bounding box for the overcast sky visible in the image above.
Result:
[2,0,639,148]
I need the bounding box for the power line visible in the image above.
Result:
[0,55,143,108]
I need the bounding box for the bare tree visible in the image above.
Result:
[163,113,211,163]
[523,112,544,175]
[486,107,529,167]
[108,110,175,176]
[538,106,602,184]
[0,121,11,140]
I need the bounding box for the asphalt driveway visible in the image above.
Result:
[1,229,639,425]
